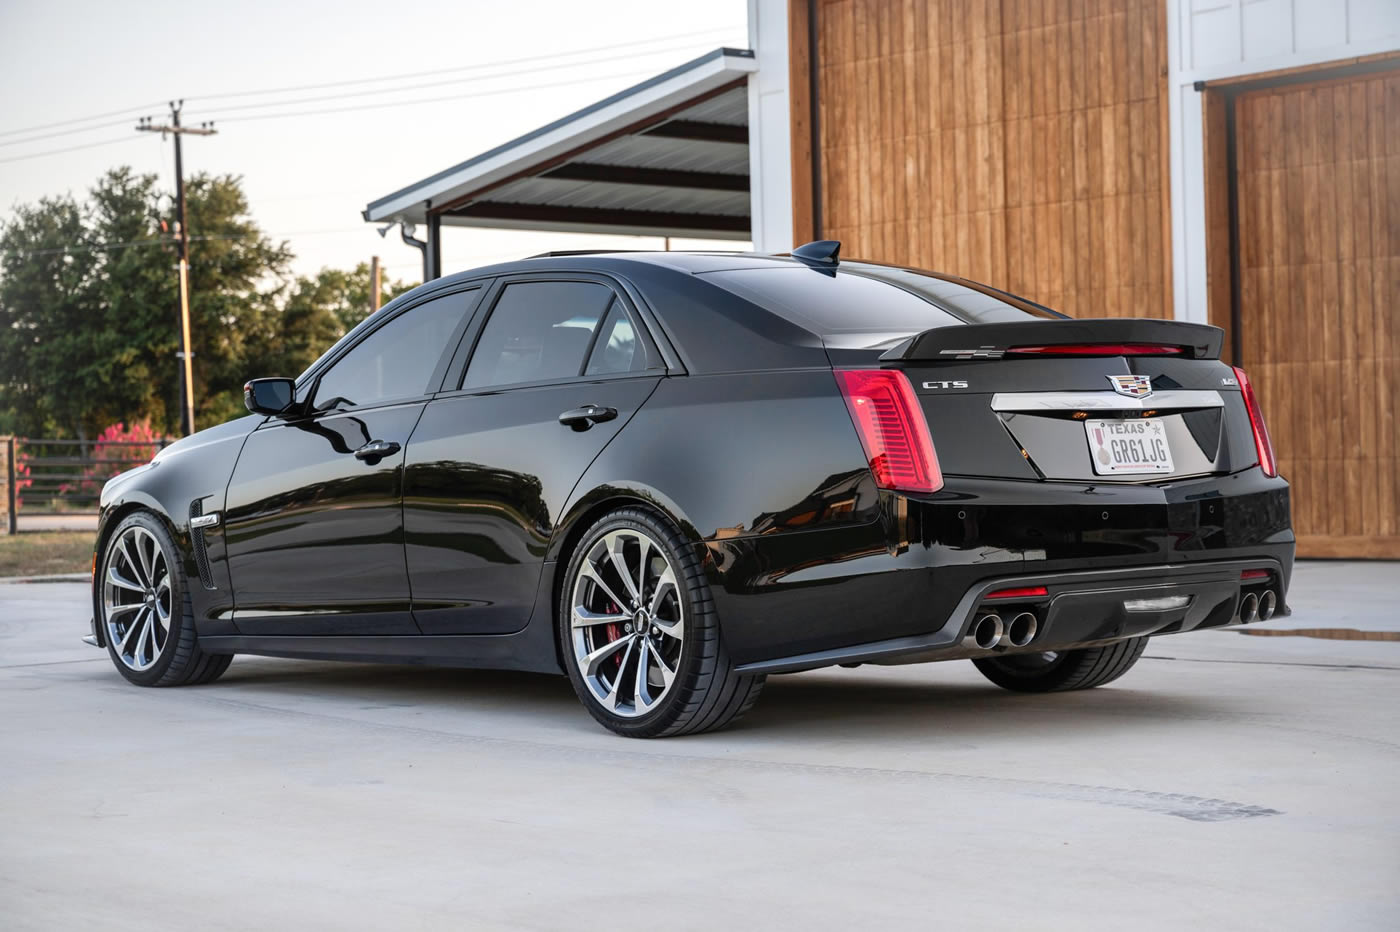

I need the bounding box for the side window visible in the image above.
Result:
[313,290,473,410]
[585,300,642,375]
[461,281,616,390]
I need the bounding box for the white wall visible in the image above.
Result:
[747,0,795,252]
[1167,0,1400,322]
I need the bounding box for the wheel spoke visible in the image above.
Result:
[107,601,142,617]
[121,534,148,588]
[582,632,633,677]
[605,534,641,604]
[651,645,677,689]
[572,606,627,629]
[139,611,157,665]
[634,536,652,603]
[649,567,677,616]
[634,637,653,711]
[600,638,637,711]
[654,616,684,641]
[135,532,156,591]
[108,564,143,593]
[578,562,628,613]
[118,605,149,654]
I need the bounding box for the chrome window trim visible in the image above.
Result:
[989,390,1225,412]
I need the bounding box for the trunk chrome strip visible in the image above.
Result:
[989,390,1224,412]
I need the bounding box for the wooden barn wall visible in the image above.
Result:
[1232,68,1400,558]
[801,0,1172,319]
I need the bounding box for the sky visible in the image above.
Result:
[0,0,751,283]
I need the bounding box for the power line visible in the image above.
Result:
[0,101,166,140]
[0,135,151,165]
[184,27,735,103]
[0,117,143,150]
[0,27,737,141]
[183,38,726,120]
[195,67,658,125]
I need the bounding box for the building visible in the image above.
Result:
[365,0,1399,558]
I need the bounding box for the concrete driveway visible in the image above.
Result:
[2,562,1397,931]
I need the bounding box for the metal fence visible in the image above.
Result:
[5,436,171,533]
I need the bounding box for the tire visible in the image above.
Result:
[972,637,1148,693]
[95,511,233,688]
[558,507,764,738]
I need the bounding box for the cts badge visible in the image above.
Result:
[1106,374,1153,398]
[922,380,968,390]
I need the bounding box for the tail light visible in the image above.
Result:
[834,369,943,494]
[1006,343,1183,357]
[1231,366,1276,477]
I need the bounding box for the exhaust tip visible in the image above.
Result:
[1240,592,1259,623]
[1259,590,1277,621]
[1005,611,1038,648]
[967,613,1003,651]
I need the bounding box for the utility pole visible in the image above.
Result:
[137,102,216,437]
[370,256,382,313]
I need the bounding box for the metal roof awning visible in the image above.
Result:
[363,48,757,241]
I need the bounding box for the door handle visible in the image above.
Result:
[558,404,618,431]
[353,439,400,461]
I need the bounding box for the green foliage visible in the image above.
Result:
[0,167,416,439]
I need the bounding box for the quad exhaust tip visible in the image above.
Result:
[1004,612,1038,648]
[1259,590,1277,621]
[967,613,1003,651]
[1240,592,1259,623]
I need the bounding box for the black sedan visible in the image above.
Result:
[88,243,1294,737]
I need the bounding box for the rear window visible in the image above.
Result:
[699,264,1060,346]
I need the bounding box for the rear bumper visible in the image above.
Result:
[733,557,1286,674]
[707,468,1293,669]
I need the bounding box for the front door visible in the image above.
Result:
[224,287,481,634]
[403,276,664,635]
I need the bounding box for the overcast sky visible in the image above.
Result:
[0,0,750,282]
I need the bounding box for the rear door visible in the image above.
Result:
[223,287,481,635]
[403,274,663,635]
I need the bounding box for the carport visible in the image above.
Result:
[362,48,758,280]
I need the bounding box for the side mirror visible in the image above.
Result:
[244,378,296,416]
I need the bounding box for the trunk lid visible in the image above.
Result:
[875,320,1256,483]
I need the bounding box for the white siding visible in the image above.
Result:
[747,0,795,253]
[1168,0,1400,323]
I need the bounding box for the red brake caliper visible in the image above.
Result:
[604,601,624,670]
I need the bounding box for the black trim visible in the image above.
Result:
[639,120,747,144]
[446,201,750,234]
[541,162,749,192]
[189,499,215,591]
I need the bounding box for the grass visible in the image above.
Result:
[0,531,95,578]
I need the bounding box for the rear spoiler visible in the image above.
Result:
[879,318,1224,362]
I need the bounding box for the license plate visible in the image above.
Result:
[1084,418,1174,475]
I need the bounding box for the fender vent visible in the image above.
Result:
[189,500,216,590]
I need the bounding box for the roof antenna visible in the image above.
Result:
[792,240,841,265]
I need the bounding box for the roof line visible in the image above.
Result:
[363,47,754,217]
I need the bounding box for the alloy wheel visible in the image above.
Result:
[102,526,172,671]
[569,528,684,718]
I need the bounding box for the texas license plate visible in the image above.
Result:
[1084,418,1174,475]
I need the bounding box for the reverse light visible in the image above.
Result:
[985,585,1049,600]
[1006,343,1184,357]
[834,369,943,494]
[1231,366,1277,477]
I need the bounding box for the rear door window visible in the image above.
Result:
[462,281,620,390]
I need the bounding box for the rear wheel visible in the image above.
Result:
[972,637,1147,693]
[559,507,764,738]
[97,511,232,687]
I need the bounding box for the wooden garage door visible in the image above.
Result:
[1234,68,1399,559]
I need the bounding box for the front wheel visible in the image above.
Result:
[972,638,1148,693]
[96,511,232,687]
[559,507,764,738]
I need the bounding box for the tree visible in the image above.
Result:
[0,167,415,438]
